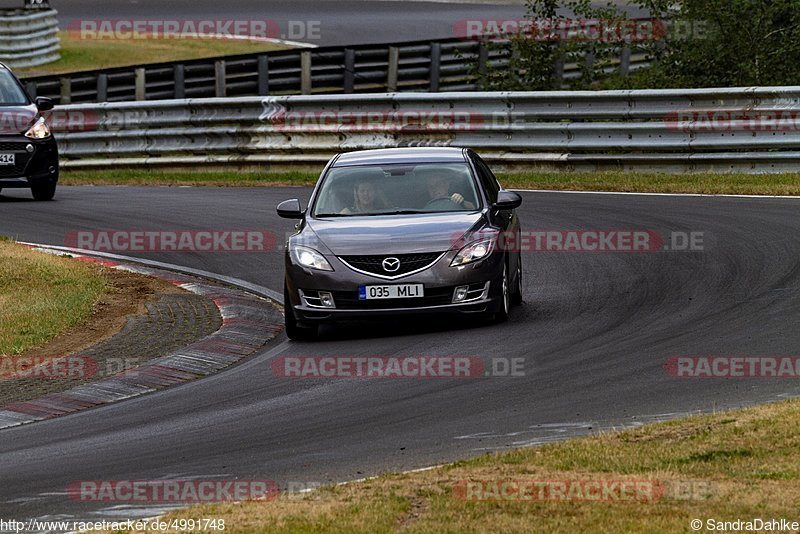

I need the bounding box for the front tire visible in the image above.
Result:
[492,262,511,323]
[31,182,56,201]
[511,259,523,306]
[284,284,318,341]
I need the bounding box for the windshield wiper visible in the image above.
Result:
[363,210,426,216]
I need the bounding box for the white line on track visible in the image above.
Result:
[511,189,800,200]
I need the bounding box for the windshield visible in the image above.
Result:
[312,163,481,217]
[0,70,28,106]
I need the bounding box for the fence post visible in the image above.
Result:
[343,48,355,93]
[619,47,631,75]
[96,74,108,102]
[387,46,399,92]
[173,64,185,99]
[300,51,312,94]
[215,60,226,97]
[429,42,441,92]
[134,68,146,101]
[59,77,71,104]
[257,55,269,95]
[477,41,488,77]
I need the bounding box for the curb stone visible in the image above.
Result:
[0,252,284,430]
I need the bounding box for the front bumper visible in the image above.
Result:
[285,249,505,322]
[0,136,58,188]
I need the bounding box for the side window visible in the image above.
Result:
[473,156,500,204]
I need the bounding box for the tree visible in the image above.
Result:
[476,0,800,90]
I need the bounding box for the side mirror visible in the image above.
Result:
[492,191,522,210]
[277,198,304,219]
[35,97,54,111]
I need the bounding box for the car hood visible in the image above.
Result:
[307,212,486,255]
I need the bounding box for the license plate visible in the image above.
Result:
[359,284,424,300]
[0,153,14,166]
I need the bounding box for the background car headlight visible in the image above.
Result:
[451,238,494,266]
[290,245,333,271]
[25,117,51,139]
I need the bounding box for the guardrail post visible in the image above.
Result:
[477,41,488,77]
[59,77,71,104]
[619,47,631,75]
[343,48,355,93]
[215,60,226,97]
[25,81,36,98]
[584,52,596,71]
[173,64,185,99]
[257,55,269,95]
[387,46,399,92]
[96,74,108,102]
[134,68,146,101]
[300,51,312,94]
[429,42,441,92]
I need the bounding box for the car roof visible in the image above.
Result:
[332,147,468,167]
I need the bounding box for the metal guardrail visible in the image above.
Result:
[22,37,649,105]
[0,8,59,68]
[52,88,800,173]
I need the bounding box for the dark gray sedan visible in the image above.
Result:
[277,147,523,340]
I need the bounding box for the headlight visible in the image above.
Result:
[25,117,51,139]
[451,238,494,266]
[290,245,333,271]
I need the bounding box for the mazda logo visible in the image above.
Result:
[382,257,401,272]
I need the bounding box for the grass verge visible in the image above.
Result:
[0,239,105,355]
[18,32,289,77]
[59,169,800,195]
[125,399,800,533]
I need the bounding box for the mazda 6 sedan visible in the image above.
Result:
[277,147,523,340]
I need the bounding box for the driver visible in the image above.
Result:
[425,173,475,210]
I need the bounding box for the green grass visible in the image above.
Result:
[60,168,800,195]
[0,240,106,355]
[125,399,800,533]
[60,169,318,187]
[18,32,289,77]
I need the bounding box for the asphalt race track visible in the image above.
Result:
[52,0,529,46]
[50,0,647,47]
[1,186,799,524]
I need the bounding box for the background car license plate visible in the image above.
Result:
[359,284,424,300]
[0,153,15,166]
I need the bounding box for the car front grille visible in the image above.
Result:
[330,287,455,309]
[0,142,32,177]
[338,252,444,278]
[0,142,29,151]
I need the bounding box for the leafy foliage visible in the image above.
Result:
[475,0,800,90]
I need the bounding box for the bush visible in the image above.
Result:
[476,0,800,90]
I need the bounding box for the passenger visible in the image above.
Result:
[340,181,389,214]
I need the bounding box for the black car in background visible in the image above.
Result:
[0,63,58,201]
[277,147,523,340]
